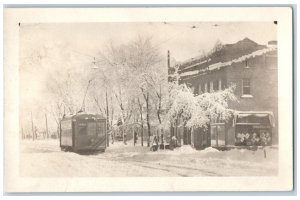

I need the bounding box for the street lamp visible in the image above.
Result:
[92,57,99,70]
[79,57,99,112]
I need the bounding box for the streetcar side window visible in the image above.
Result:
[97,122,106,136]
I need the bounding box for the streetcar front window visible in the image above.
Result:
[87,122,97,136]
[78,122,87,135]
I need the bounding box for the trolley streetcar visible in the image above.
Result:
[60,112,107,153]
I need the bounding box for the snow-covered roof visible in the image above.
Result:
[62,112,106,120]
[179,69,204,77]
[182,58,211,71]
[175,38,277,79]
[208,47,277,71]
[234,111,274,115]
[180,46,277,78]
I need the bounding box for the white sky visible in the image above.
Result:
[20,22,277,62]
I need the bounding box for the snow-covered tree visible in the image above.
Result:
[167,82,237,130]
[96,36,167,146]
[187,85,237,129]
[167,83,197,125]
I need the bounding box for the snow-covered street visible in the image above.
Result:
[20,139,278,177]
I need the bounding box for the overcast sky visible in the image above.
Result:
[20,22,277,63]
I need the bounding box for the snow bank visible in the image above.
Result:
[164,145,198,154]
[201,147,219,153]
[20,140,278,177]
[174,145,197,153]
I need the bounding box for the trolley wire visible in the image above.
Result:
[21,22,222,67]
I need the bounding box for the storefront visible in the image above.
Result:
[233,111,275,146]
[179,111,275,150]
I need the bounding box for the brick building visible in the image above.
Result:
[171,38,278,148]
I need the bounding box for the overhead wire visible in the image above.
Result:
[29,22,222,67]
[150,22,221,63]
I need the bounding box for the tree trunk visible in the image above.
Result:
[156,85,162,125]
[157,110,161,125]
[146,92,151,147]
[138,98,144,147]
[57,125,60,139]
[105,88,110,147]
[141,122,144,147]
[110,95,114,130]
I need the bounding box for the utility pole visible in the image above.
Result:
[81,79,92,112]
[31,112,34,141]
[21,126,24,140]
[45,113,49,139]
[168,50,174,140]
[167,50,170,69]
[167,50,170,82]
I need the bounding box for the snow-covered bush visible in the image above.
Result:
[167,83,237,129]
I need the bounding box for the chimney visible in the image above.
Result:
[267,40,277,47]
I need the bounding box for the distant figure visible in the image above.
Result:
[245,132,251,145]
[172,136,177,147]
[150,135,159,151]
[160,133,164,150]
[251,132,260,145]
[134,131,138,146]
[169,136,177,150]
[111,131,114,144]
[261,131,271,146]
[124,132,127,145]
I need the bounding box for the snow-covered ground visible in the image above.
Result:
[20,139,278,177]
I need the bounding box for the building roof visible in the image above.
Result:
[177,38,277,79]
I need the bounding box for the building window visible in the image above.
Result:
[213,80,219,91]
[218,79,222,90]
[242,79,251,95]
[245,59,249,68]
[210,81,213,92]
[204,83,208,93]
[191,86,195,94]
[199,84,202,94]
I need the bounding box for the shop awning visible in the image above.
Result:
[233,111,275,127]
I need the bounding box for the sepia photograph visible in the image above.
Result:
[19,21,278,177]
[4,7,293,192]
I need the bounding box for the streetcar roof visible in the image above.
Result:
[61,112,106,121]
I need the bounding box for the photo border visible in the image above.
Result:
[3,6,295,193]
